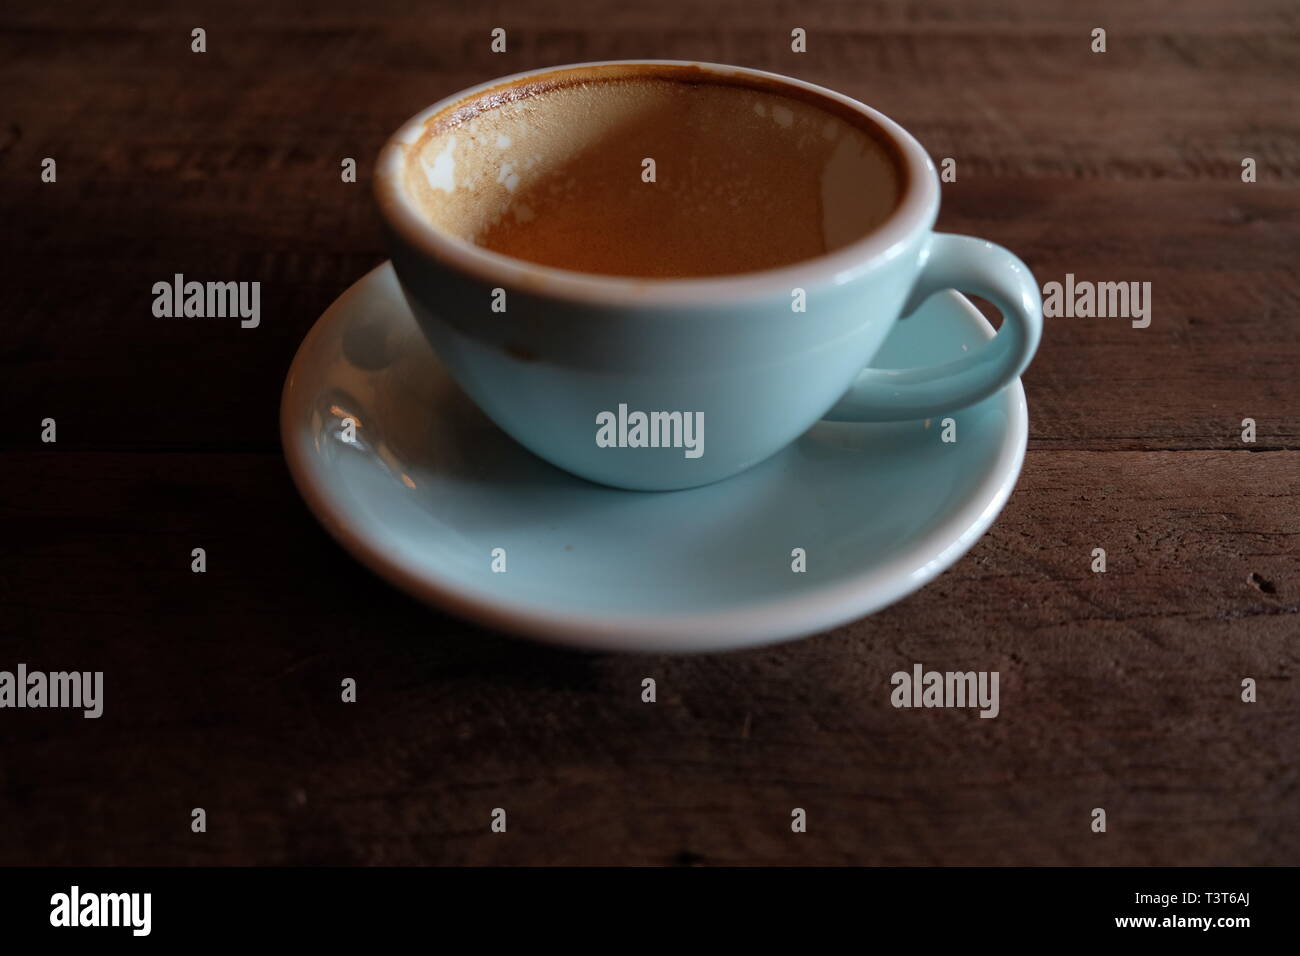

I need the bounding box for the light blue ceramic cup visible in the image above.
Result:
[375,60,1042,492]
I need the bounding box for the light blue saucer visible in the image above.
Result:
[281,263,1027,653]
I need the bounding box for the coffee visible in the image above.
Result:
[403,65,903,278]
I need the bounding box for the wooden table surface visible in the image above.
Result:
[2,0,1296,866]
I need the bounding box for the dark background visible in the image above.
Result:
[1,0,1296,865]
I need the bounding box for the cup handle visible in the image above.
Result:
[824,233,1042,422]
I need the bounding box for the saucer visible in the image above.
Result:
[281,263,1028,653]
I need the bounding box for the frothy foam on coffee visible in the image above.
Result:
[404,72,902,278]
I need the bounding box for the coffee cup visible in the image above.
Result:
[374,60,1041,491]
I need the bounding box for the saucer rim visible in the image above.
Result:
[281,262,1028,654]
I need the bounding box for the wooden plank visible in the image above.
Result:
[0,449,1294,864]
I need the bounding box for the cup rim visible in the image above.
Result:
[374,59,939,306]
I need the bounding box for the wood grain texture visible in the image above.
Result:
[0,0,1297,865]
